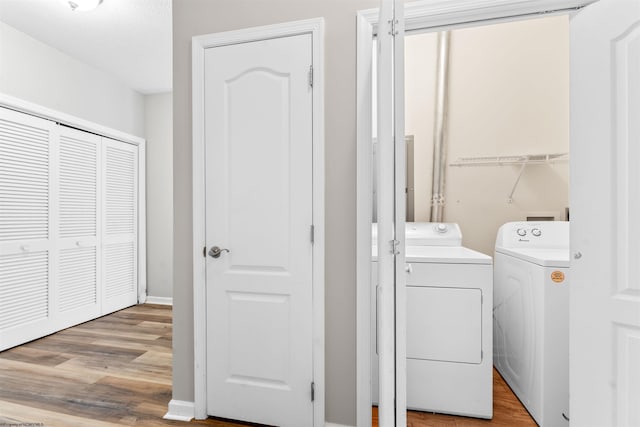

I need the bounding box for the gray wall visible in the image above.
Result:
[145,92,174,300]
[0,21,145,138]
[172,0,378,424]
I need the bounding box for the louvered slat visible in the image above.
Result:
[0,117,49,242]
[0,252,49,329]
[59,247,97,312]
[105,242,135,298]
[59,134,97,238]
[105,146,136,236]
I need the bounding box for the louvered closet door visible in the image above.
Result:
[0,107,56,351]
[102,137,138,313]
[54,126,101,328]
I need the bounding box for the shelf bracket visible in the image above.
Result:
[507,161,528,203]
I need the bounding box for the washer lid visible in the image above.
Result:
[405,246,492,264]
[495,247,570,268]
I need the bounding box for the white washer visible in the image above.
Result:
[493,221,570,427]
[372,222,493,419]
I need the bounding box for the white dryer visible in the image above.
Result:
[493,221,570,427]
[372,222,493,419]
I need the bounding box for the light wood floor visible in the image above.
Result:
[0,304,535,426]
[372,369,537,427]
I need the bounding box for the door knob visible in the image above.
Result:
[208,246,230,258]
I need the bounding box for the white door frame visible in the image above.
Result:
[191,18,325,425]
[356,1,596,425]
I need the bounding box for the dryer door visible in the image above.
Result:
[407,286,482,363]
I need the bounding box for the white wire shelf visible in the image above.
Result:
[449,152,568,167]
[448,152,569,203]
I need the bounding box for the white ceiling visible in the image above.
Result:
[0,0,172,94]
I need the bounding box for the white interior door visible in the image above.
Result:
[377,0,406,425]
[204,34,314,427]
[570,1,640,425]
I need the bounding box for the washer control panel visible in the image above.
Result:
[515,226,542,238]
[496,221,569,249]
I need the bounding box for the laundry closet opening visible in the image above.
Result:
[370,14,570,425]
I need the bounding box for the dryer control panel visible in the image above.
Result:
[495,221,569,249]
[406,222,462,246]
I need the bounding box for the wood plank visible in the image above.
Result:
[0,400,127,427]
[89,338,172,353]
[0,357,104,384]
[55,356,172,386]
[0,345,70,366]
[59,326,163,342]
[54,327,171,347]
[133,350,172,367]
[24,336,148,361]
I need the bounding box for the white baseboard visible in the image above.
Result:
[163,402,349,426]
[162,399,352,427]
[145,296,173,306]
[164,399,194,421]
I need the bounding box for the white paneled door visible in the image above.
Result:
[570,1,640,425]
[204,34,314,426]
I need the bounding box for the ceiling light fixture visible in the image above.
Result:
[66,0,103,12]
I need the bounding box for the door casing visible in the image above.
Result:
[356,1,597,426]
[192,18,325,425]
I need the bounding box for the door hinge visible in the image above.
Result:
[308,65,314,88]
[388,19,399,36]
[310,225,315,243]
[311,381,315,402]
[390,239,400,255]
[203,246,206,258]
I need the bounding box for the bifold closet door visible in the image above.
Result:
[55,126,102,329]
[0,108,56,350]
[0,106,139,351]
[102,137,138,313]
